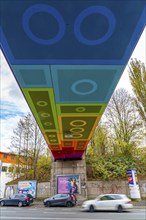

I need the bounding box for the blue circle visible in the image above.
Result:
[71,79,97,95]
[74,6,116,45]
[22,4,65,45]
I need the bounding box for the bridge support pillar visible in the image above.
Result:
[50,154,87,201]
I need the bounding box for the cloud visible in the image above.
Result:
[0,101,25,119]
[1,51,30,152]
[1,115,24,152]
[1,51,30,111]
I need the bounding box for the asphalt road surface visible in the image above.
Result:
[0,207,145,220]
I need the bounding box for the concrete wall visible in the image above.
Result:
[37,182,50,198]
[5,179,146,199]
[87,179,146,199]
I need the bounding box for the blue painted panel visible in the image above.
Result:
[11,65,52,88]
[51,65,124,103]
[1,0,145,65]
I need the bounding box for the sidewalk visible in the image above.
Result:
[32,200,146,209]
[131,200,146,209]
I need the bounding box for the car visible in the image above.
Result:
[82,194,133,212]
[43,193,77,207]
[0,193,34,207]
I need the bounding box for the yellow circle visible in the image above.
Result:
[70,128,84,133]
[50,139,57,142]
[37,101,48,106]
[41,113,51,117]
[72,134,83,138]
[44,122,52,126]
[70,120,86,127]
[49,134,56,138]
[75,107,86,112]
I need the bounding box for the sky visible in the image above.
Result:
[0,28,146,153]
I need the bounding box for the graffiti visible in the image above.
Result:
[141,183,146,193]
[110,184,121,193]
[5,186,14,197]
[96,183,121,194]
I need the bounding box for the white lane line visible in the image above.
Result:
[43,212,74,214]
[1,217,107,220]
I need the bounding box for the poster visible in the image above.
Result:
[57,175,80,194]
[17,180,37,198]
[127,168,141,199]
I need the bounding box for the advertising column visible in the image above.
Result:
[127,168,141,199]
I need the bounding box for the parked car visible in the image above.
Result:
[82,194,133,212]
[43,193,77,207]
[0,193,34,207]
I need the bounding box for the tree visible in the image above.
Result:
[104,88,144,156]
[29,116,49,179]
[128,59,146,124]
[35,156,51,182]
[10,113,51,180]
[10,119,25,179]
[87,122,111,158]
[22,114,33,177]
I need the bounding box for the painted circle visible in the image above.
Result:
[70,127,84,133]
[74,6,116,45]
[71,79,97,95]
[37,101,48,106]
[75,107,86,112]
[49,134,56,138]
[70,120,86,127]
[50,139,57,142]
[41,113,51,117]
[44,122,52,126]
[72,134,83,138]
[22,4,65,45]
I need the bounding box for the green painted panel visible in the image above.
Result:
[56,104,107,115]
[22,88,59,132]
[45,131,59,144]
[61,116,98,140]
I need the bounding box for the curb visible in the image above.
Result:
[32,202,146,209]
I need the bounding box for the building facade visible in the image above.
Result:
[0,151,17,198]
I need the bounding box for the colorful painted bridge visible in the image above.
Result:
[1,0,145,160]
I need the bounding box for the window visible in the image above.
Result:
[11,155,15,160]
[100,195,115,200]
[2,166,7,172]
[61,194,68,197]
[112,195,122,200]
[8,167,14,172]
[16,194,25,198]
[21,168,25,173]
[3,154,7,158]
[54,194,62,198]
[16,167,20,172]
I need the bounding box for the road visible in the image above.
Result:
[0,207,145,220]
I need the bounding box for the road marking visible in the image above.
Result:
[1,217,107,220]
[43,211,74,214]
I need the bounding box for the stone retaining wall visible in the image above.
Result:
[5,179,146,199]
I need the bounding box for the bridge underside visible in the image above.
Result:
[1,0,145,160]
